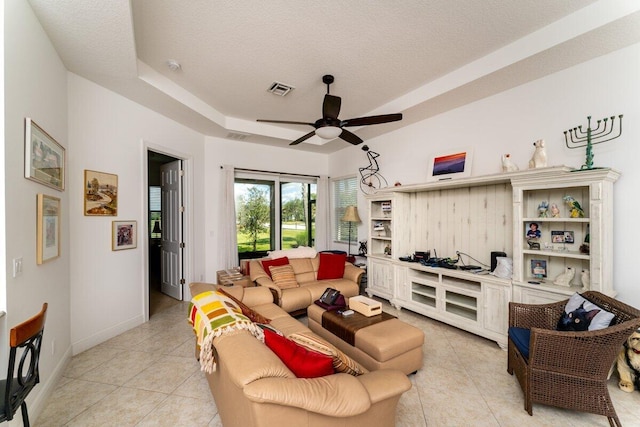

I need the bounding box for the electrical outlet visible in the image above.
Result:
[12,257,23,278]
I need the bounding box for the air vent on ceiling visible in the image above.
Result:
[226,132,250,141]
[267,81,295,96]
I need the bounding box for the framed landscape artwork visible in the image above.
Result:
[25,118,65,191]
[427,149,473,182]
[37,194,61,264]
[112,220,137,251]
[84,170,118,216]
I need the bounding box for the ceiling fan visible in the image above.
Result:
[257,75,403,146]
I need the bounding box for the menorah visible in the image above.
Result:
[564,114,623,170]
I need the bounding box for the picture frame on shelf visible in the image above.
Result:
[37,194,61,264]
[24,118,65,191]
[112,220,137,251]
[552,230,574,244]
[427,149,473,182]
[84,170,118,216]
[530,259,547,278]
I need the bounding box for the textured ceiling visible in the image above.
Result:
[27,0,640,153]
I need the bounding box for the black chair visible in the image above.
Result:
[0,303,48,427]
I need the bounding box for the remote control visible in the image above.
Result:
[341,309,354,316]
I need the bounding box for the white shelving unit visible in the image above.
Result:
[511,168,620,303]
[363,166,619,347]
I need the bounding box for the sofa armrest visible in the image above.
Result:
[343,263,364,284]
[189,282,274,306]
[255,277,283,302]
[243,374,372,417]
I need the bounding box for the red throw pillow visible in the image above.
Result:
[263,329,334,378]
[261,257,289,278]
[317,253,347,280]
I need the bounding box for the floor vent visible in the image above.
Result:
[267,81,294,96]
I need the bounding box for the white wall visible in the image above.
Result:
[203,137,329,280]
[67,73,206,353]
[4,0,71,420]
[329,42,640,308]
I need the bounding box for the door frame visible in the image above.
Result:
[142,140,194,321]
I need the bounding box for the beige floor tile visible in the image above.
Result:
[64,387,167,427]
[172,370,217,403]
[79,349,163,386]
[35,379,118,426]
[124,355,199,394]
[136,394,218,426]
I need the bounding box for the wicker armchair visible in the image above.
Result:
[507,291,640,427]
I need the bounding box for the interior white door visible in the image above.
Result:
[160,160,183,300]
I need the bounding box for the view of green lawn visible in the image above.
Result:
[237,222,314,252]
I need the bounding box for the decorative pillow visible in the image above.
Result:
[317,253,347,280]
[268,246,318,260]
[559,292,615,331]
[288,332,367,376]
[269,264,299,289]
[263,329,334,378]
[188,290,264,373]
[261,256,289,278]
[217,288,271,324]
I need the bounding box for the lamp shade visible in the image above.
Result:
[341,206,361,223]
[316,126,342,140]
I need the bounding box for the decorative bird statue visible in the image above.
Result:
[563,195,585,218]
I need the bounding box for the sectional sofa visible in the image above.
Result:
[189,282,411,427]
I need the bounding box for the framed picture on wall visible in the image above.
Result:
[112,220,137,251]
[37,194,61,264]
[427,149,473,182]
[84,170,118,216]
[25,118,65,191]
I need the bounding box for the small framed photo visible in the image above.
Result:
[37,194,61,264]
[25,118,65,191]
[427,149,473,182]
[526,222,542,239]
[84,170,118,216]
[112,221,137,251]
[530,259,547,278]
[552,230,574,243]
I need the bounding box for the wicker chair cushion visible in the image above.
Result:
[562,293,615,331]
[508,327,531,359]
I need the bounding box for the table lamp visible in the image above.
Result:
[341,206,361,256]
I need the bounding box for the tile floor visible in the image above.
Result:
[36,299,640,426]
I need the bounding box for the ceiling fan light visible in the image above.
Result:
[316,126,342,139]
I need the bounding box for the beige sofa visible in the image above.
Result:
[249,255,363,315]
[189,282,412,427]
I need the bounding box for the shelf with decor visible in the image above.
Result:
[511,168,619,303]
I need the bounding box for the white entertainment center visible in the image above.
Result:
[365,166,619,348]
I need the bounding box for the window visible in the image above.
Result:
[149,186,161,238]
[235,173,317,259]
[332,176,358,242]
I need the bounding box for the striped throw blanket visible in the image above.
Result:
[188,290,264,373]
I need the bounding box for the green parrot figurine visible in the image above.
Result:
[563,195,584,218]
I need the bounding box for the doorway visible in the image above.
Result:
[147,150,183,316]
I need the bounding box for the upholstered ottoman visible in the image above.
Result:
[307,304,424,375]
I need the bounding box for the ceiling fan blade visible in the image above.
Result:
[289,130,317,145]
[257,119,315,127]
[323,94,341,120]
[341,113,403,127]
[339,129,363,145]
